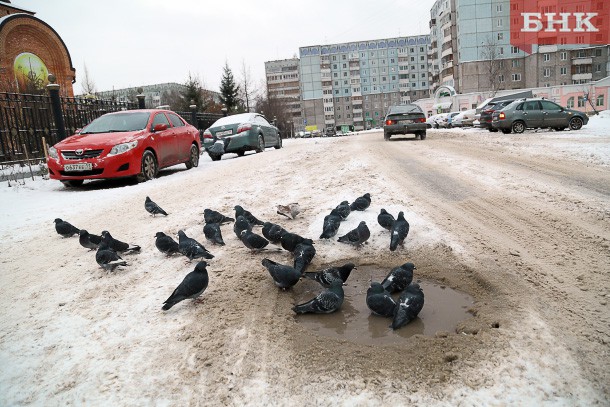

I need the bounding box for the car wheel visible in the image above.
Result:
[255,135,265,153]
[554,127,566,131]
[185,144,199,169]
[236,151,245,157]
[384,133,390,141]
[138,150,158,182]
[488,127,498,132]
[419,131,427,140]
[501,129,511,134]
[511,121,525,134]
[274,134,282,149]
[61,180,84,188]
[569,117,583,131]
[209,153,222,161]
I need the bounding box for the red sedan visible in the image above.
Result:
[47,109,201,187]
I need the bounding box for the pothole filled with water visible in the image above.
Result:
[293,264,475,345]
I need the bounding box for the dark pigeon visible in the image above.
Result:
[337,221,370,247]
[377,209,395,231]
[366,282,397,317]
[145,196,168,217]
[155,232,180,256]
[302,263,356,287]
[292,281,344,314]
[381,262,416,293]
[391,283,425,330]
[280,232,312,253]
[319,213,342,239]
[162,261,209,311]
[203,222,225,246]
[101,231,141,253]
[54,218,80,237]
[262,222,287,245]
[234,205,265,226]
[233,215,253,238]
[293,242,317,275]
[203,208,234,225]
[333,201,351,220]
[178,230,214,260]
[79,230,101,250]
[349,193,371,211]
[95,241,127,271]
[390,211,410,251]
[239,229,269,252]
[261,258,301,289]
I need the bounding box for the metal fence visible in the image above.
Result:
[175,111,223,134]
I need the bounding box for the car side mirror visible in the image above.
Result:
[153,123,168,132]
[75,128,82,134]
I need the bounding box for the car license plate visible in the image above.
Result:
[400,119,413,124]
[64,163,92,172]
[216,130,232,137]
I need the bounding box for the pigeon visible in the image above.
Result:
[178,230,214,260]
[381,262,416,293]
[145,196,168,216]
[277,203,300,220]
[302,263,356,287]
[280,232,312,253]
[391,283,425,330]
[155,232,180,256]
[233,215,253,238]
[79,229,102,250]
[292,281,344,314]
[203,222,225,246]
[319,212,342,239]
[95,241,127,271]
[54,218,80,237]
[390,211,410,252]
[262,221,287,245]
[261,258,301,289]
[239,229,269,252]
[349,193,371,211]
[203,208,234,225]
[101,231,141,253]
[333,201,351,219]
[234,205,265,226]
[337,221,370,247]
[293,242,317,274]
[366,282,397,317]
[377,209,395,231]
[162,261,209,311]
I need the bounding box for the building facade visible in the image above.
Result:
[264,58,301,132]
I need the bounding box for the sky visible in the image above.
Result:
[14,0,435,95]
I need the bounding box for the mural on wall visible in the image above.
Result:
[13,52,49,93]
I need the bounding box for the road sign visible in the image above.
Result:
[303,119,307,125]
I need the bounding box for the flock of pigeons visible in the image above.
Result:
[53,193,424,330]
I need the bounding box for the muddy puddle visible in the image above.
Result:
[293,264,474,345]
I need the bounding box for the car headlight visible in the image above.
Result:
[48,146,58,159]
[108,141,138,156]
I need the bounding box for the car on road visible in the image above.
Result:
[46,109,201,187]
[479,100,516,131]
[451,109,476,127]
[444,112,461,128]
[202,113,282,161]
[325,127,337,137]
[491,98,589,134]
[383,104,427,140]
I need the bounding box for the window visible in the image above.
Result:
[152,113,171,128]
[497,32,504,41]
[596,64,602,72]
[543,53,550,62]
[543,67,551,77]
[541,101,561,111]
[523,101,540,110]
[560,67,567,75]
[511,46,519,54]
[498,74,505,82]
[577,96,585,107]
[596,95,604,107]
[512,59,521,68]
[595,48,602,57]
[560,51,567,60]
[512,73,521,81]
[497,18,503,27]
[496,4,503,12]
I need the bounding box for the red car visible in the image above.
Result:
[47,109,201,187]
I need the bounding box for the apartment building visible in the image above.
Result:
[264,58,302,131]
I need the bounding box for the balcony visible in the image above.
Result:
[572,73,592,80]
[538,44,558,53]
[325,118,336,125]
[572,57,593,65]
[441,47,453,59]
[353,108,363,114]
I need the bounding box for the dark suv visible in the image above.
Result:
[491,98,588,134]
[325,127,337,137]
[383,104,427,140]
[479,100,515,131]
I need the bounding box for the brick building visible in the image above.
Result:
[0,0,75,96]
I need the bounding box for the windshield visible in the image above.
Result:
[388,105,422,114]
[81,112,151,134]
[212,113,255,127]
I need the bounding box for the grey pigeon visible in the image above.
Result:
[391,283,425,330]
[302,263,356,287]
[293,281,344,314]
[178,230,214,260]
[155,232,180,256]
[293,242,317,275]
[101,231,141,253]
[203,223,225,246]
[337,221,370,246]
[349,193,371,211]
[319,212,342,239]
[277,203,300,220]
[333,202,351,220]
[95,241,127,271]
[377,209,395,231]
[79,229,101,250]
[390,211,410,251]
[262,221,287,245]
[145,196,168,216]
[381,262,415,293]
[233,215,253,238]
[239,229,269,252]
[54,218,80,237]
[234,205,264,226]
[261,258,301,289]
[366,282,397,317]
[162,261,209,310]
[280,232,312,253]
[203,208,234,225]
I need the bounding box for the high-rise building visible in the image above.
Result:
[264,58,301,133]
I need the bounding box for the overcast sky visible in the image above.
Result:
[16,0,435,94]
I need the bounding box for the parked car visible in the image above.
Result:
[451,109,476,127]
[202,113,282,161]
[47,109,201,187]
[491,98,589,134]
[303,131,312,138]
[383,104,427,140]
[479,100,516,131]
[432,113,451,128]
[445,112,461,128]
[325,127,337,137]
[312,130,322,137]
[426,114,442,129]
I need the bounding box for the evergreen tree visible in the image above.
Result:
[219,62,240,113]
[179,72,205,111]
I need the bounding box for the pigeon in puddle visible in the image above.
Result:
[203,208,234,225]
[101,231,140,253]
[239,229,269,252]
[178,230,214,260]
[391,283,425,330]
[155,232,180,256]
[203,222,225,246]
[261,258,301,289]
[377,209,395,231]
[337,221,370,247]
[292,281,344,314]
[145,196,168,216]
[54,218,80,237]
[381,262,416,293]
[96,241,128,272]
[366,282,397,317]
[302,263,356,287]
[234,205,265,226]
[162,261,209,311]
[349,193,371,211]
[390,211,410,252]
[79,230,102,250]
[277,203,300,220]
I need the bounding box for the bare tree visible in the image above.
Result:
[480,37,506,97]
[240,60,256,112]
[80,63,97,95]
